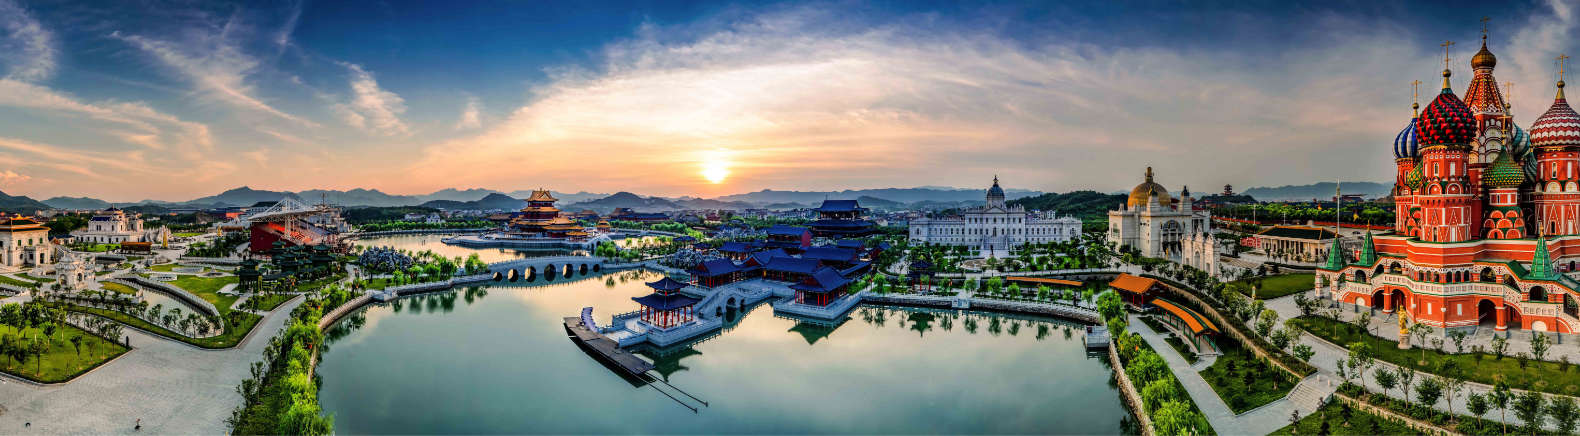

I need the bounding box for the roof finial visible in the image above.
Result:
[1441,40,1455,90]
[1412,80,1422,116]
[1145,166,1153,182]
[1481,16,1491,39]
[1559,54,1571,100]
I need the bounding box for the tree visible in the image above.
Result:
[1373,367,1398,400]
[1448,329,1469,354]
[1512,390,1547,436]
[1152,400,1207,435]
[1414,376,1443,413]
[1442,376,1468,421]
[1292,344,1315,363]
[1257,310,1279,337]
[1409,322,1434,361]
[1548,395,1578,436]
[1491,381,1513,436]
[1467,392,1491,434]
[1492,336,1509,360]
[1396,367,1416,403]
[1348,342,1375,392]
[1531,332,1552,374]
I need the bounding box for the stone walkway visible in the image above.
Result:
[0,297,304,434]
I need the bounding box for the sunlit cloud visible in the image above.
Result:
[0,0,54,82]
[455,95,482,130]
[340,62,412,136]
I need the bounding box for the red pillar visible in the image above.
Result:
[1496,306,1508,331]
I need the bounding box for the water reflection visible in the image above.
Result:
[318,269,1134,435]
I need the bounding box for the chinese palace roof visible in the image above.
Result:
[632,293,702,310]
[810,199,868,213]
[645,276,690,292]
[761,256,820,274]
[1254,225,1338,241]
[686,259,743,277]
[789,267,851,293]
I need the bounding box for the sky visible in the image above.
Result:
[1,0,1579,202]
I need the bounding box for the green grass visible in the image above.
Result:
[148,263,205,272]
[1267,399,1416,436]
[248,294,296,312]
[1200,339,1296,414]
[1227,273,1314,300]
[48,303,263,349]
[1163,336,1199,364]
[0,275,39,288]
[75,243,119,252]
[7,274,49,283]
[174,232,205,237]
[0,323,129,383]
[101,282,138,295]
[1297,316,1580,396]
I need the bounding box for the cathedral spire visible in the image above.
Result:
[1323,232,1346,270]
[1531,234,1556,279]
[1357,230,1377,265]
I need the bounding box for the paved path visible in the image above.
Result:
[1130,314,1248,435]
[0,297,304,434]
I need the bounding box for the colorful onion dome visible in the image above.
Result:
[1405,162,1425,191]
[1509,122,1532,157]
[1393,117,1420,159]
[1483,151,1525,188]
[1416,70,1476,147]
[1471,37,1497,70]
[1531,81,1580,148]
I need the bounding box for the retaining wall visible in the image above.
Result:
[1108,339,1156,436]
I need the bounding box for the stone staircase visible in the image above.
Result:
[1287,377,1331,414]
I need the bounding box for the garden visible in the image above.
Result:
[1266,399,1419,436]
[1199,336,1297,413]
[0,301,130,383]
[1225,273,1314,300]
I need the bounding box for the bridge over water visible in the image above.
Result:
[483,255,613,282]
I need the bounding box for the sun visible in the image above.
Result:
[701,161,731,183]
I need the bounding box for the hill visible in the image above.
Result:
[1004,191,1126,221]
[506,190,609,204]
[715,187,1043,205]
[42,196,112,210]
[565,192,680,212]
[0,191,54,214]
[185,187,304,207]
[415,188,506,203]
[1241,182,1390,202]
[297,189,420,207]
[419,193,527,210]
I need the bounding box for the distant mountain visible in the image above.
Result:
[506,190,609,204]
[0,191,54,214]
[415,188,506,203]
[419,193,526,210]
[672,198,758,210]
[185,187,304,207]
[1241,182,1391,202]
[853,195,907,211]
[1005,191,1126,221]
[122,204,171,215]
[42,196,111,210]
[715,187,1043,205]
[565,192,680,212]
[298,189,421,207]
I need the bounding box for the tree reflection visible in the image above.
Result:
[963,317,979,334]
[1008,321,1020,337]
[940,316,954,332]
[1036,324,1050,341]
[987,317,1002,336]
[906,313,936,337]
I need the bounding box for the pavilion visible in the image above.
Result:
[760,256,820,283]
[790,267,853,307]
[1152,298,1221,353]
[808,199,877,238]
[687,259,749,288]
[802,246,859,269]
[633,277,702,329]
[716,241,753,260]
[763,225,812,253]
[1109,273,1165,309]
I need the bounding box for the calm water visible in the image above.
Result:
[353,234,660,264]
[316,269,1135,434]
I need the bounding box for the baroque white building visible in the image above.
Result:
[908,177,1083,255]
[70,207,161,244]
[0,217,53,267]
[1107,167,1212,260]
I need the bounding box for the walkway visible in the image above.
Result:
[0,298,305,434]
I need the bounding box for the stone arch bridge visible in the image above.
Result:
[483,255,611,282]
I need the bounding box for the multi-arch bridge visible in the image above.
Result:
[482,255,612,283]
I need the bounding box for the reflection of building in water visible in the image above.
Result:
[633,347,702,383]
[778,312,854,345]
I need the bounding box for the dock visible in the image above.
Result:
[1084,325,1111,349]
[564,316,656,375]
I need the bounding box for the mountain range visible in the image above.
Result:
[1240,182,1391,201]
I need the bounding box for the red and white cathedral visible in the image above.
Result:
[1321,34,1580,333]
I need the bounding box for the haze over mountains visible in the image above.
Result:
[28,181,1392,215]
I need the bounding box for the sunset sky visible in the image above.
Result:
[1,0,1578,202]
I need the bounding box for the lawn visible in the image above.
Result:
[1297,316,1580,396]
[1164,336,1200,364]
[75,243,120,252]
[1227,273,1314,300]
[8,274,50,283]
[101,282,139,295]
[174,232,205,237]
[0,322,129,383]
[161,275,241,306]
[1267,399,1417,436]
[49,303,264,349]
[1200,337,1296,413]
[0,275,40,288]
[149,263,205,272]
[248,294,297,312]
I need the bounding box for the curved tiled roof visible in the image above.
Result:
[1153,298,1220,335]
[1531,84,1580,148]
[1393,117,1419,160]
[1416,73,1476,148]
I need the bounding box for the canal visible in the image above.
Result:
[316,266,1136,434]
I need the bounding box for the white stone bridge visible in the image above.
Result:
[483,255,611,282]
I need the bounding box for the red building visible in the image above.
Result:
[1326,34,1580,333]
[790,267,852,306]
[1109,273,1164,308]
[633,277,701,329]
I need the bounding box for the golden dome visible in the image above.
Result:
[1127,167,1173,208]
[1471,37,1496,70]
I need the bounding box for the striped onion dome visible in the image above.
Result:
[1509,123,1532,157]
[1405,162,1425,191]
[1416,71,1476,147]
[1393,117,1420,159]
[1483,151,1525,188]
[1531,82,1580,148]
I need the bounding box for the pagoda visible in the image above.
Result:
[632,276,702,329]
[509,190,563,236]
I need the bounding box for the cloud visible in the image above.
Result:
[0,79,215,151]
[455,96,482,130]
[339,62,412,136]
[0,0,56,82]
[111,25,317,127]
[0,169,32,185]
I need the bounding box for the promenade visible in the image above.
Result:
[0,298,304,434]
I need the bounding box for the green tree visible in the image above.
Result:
[1414,377,1443,413]
[1373,367,1398,399]
[1491,381,1513,436]
[1467,392,1491,434]
[1548,395,1578,436]
[1513,390,1547,436]
[1348,342,1374,392]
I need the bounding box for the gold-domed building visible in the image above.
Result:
[1108,167,1212,260]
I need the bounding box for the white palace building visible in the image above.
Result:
[908,177,1082,255]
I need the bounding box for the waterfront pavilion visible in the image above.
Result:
[791,267,853,306]
[634,277,702,329]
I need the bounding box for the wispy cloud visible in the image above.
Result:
[455,95,482,130]
[338,62,412,136]
[111,22,317,127]
[0,0,54,82]
[0,169,32,185]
